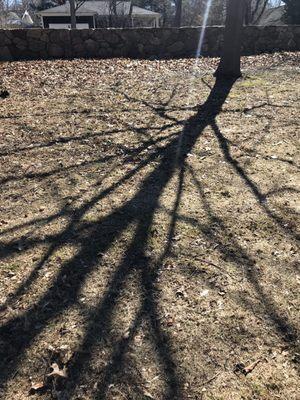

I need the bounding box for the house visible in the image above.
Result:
[38,1,161,29]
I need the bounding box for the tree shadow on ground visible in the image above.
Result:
[0,77,299,399]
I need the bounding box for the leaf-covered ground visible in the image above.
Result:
[0,53,299,400]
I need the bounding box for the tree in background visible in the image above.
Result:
[1,0,45,26]
[245,0,268,24]
[0,0,9,11]
[282,0,300,24]
[132,0,225,27]
[181,0,204,26]
[68,0,88,29]
[69,0,131,29]
[182,0,225,27]
[29,0,64,26]
[108,0,133,27]
[174,0,182,26]
[69,0,76,28]
[133,0,172,25]
[208,0,226,25]
[215,0,247,79]
[30,0,64,11]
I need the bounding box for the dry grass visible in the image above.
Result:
[0,53,299,400]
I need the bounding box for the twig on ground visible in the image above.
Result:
[201,371,221,387]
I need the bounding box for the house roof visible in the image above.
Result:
[131,6,160,16]
[38,1,160,17]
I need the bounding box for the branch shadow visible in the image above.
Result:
[1,74,298,400]
[0,78,235,398]
[187,164,299,360]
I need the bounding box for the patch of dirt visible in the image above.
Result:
[0,52,299,400]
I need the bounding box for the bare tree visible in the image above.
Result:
[69,0,87,29]
[108,0,130,27]
[69,0,76,28]
[282,0,300,24]
[245,0,269,25]
[109,0,117,15]
[174,0,182,27]
[215,0,247,79]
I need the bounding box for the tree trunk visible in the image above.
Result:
[69,0,76,29]
[214,0,246,79]
[174,0,182,27]
[244,0,250,25]
[253,0,268,24]
[128,1,133,28]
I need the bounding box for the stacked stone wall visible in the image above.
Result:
[0,26,299,61]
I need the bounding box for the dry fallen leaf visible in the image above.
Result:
[234,358,262,375]
[143,390,155,399]
[243,358,262,375]
[47,362,68,379]
[29,381,46,394]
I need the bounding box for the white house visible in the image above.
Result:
[38,1,161,29]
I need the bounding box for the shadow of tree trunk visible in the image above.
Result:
[0,78,236,398]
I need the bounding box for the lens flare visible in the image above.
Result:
[175,0,213,164]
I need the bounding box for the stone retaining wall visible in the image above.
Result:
[0,26,299,61]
